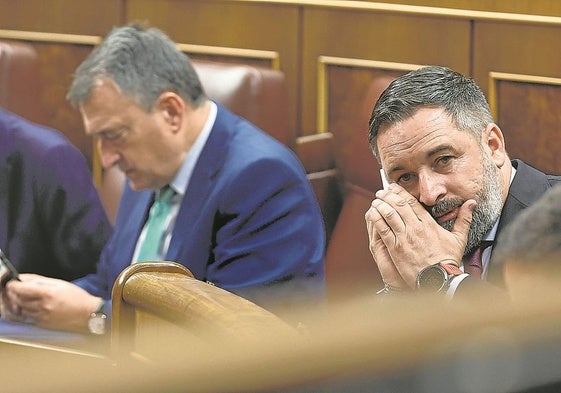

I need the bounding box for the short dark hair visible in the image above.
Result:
[368,66,493,158]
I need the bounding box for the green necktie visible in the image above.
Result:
[136,186,175,262]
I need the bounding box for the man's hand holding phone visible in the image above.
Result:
[0,249,19,288]
[380,168,390,190]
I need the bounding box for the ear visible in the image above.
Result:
[155,92,185,133]
[484,123,508,168]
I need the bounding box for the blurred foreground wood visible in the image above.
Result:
[2,275,561,392]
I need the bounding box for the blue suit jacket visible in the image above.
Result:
[75,104,326,314]
[0,108,112,280]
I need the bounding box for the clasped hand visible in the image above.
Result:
[365,183,476,290]
[0,274,101,333]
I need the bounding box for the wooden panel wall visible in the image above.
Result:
[474,20,561,172]
[488,73,561,174]
[0,0,121,35]
[126,0,300,134]
[1,0,561,175]
[302,6,471,134]
[0,0,122,168]
[356,0,561,16]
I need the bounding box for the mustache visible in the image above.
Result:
[427,198,464,219]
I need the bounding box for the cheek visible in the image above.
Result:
[452,157,482,192]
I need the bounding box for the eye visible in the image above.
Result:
[436,155,453,167]
[397,173,412,184]
[96,127,129,141]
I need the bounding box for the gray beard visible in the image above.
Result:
[430,154,503,257]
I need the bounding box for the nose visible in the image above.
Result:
[417,170,446,207]
[97,138,120,169]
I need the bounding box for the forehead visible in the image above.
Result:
[377,107,474,168]
[79,78,141,134]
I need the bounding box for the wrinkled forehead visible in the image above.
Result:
[378,108,451,152]
[377,108,472,171]
[79,78,140,135]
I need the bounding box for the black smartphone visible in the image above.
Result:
[0,248,19,287]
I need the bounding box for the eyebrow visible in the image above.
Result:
[91,125,125,137]
[427,144,459,158]
[385,144,460,177]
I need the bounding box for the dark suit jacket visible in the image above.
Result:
[74,104,326,313]
[0,108,112,280]
[458,159,561,292]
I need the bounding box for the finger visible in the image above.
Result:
[365,204,387,241]
[16,297,46,315]
[1,302,26,322]
[380,183,432,224]
[366,206,408,288]
[370,235,407,288]
[375,185,425,229]
[17,273,42,282]
[6,280,47,302]
[367,199,398,246]
[365,206,375,238]
[19,306,43,322]
[451,199,477,243]
[2,285,18,308]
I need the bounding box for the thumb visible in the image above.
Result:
[451,199,476,243]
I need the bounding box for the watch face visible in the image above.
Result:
[88,314,107,335]
[418,266,447,292]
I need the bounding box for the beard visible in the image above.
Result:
[429,152,503,257]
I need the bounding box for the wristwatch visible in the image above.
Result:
[87,299,107,335]
[416,263,463,292]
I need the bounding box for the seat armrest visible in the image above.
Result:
[111,261,299,362]
[295,132,336,174]
[295,132,341,242]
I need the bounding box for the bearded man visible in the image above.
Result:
[364,66,561,297]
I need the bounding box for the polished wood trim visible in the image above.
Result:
[212,0,561,25]
[488,71,561,120]
[93,149,102,189]
[0,337,107,359]
[317,56,422,133]
[177,43,280,69]
[0,30,279,69]
[317,57,328,133]
[0,29,101,45]
[111,261,194,360]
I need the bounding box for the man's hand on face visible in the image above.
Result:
[2,274,101,333]
[365,183,476,289]
[366,203,409,291]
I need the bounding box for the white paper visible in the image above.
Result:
[380,168,390,190]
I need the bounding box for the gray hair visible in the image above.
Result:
[67,22,206,111]
[368,66,493,158]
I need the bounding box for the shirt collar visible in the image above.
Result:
[168,101,217,196]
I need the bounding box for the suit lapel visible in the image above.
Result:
[495,160,552,239]
[0,163,8,250]
[488,160,553,285]
[166,103,231,261]
[0,134,12,251]
[115,186,153,266]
